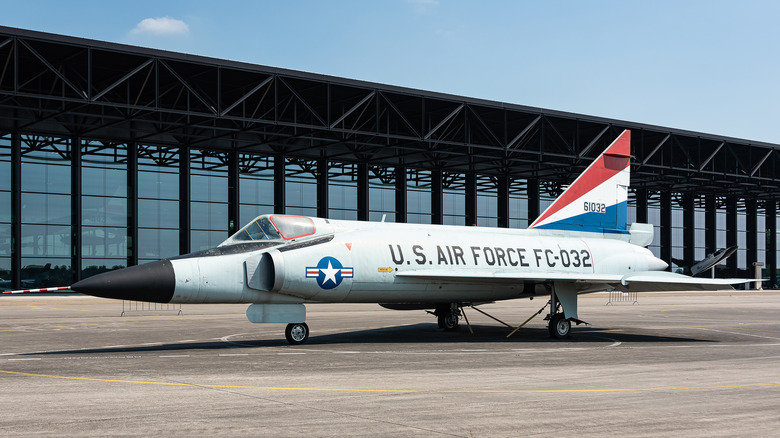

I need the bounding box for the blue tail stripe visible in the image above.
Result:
[532,201,629,234]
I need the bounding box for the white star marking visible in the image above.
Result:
[320,261,340,286]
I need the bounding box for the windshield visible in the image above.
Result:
[220,214,317,246]
[226,216,282,243]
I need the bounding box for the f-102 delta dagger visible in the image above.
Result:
[68,130,754,344]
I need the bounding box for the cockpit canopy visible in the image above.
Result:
[220,215,316,246]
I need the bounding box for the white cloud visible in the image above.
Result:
[407,0,439,14]
[131,17,189,36]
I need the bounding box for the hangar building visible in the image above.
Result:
[0,26,777,290]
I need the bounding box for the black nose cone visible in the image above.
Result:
[71,260,176,303]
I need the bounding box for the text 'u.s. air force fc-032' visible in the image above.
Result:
[66,130,755,344]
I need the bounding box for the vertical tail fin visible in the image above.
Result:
[529,130,631,234]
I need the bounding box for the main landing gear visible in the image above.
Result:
[285,322,309,345]
[432,303,461,331]
[544,284,586,339]
[547,312,571,339]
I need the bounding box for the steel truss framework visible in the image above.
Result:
[0,26,777,288]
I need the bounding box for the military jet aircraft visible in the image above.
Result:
[67,130,753,344]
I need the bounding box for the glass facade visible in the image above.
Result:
[368,166,395,222]
[508,178,529,229]
[671,194,683,266]
[407,169,431,224]
[190,150,229,251]
[81,141,128,277]
[138,145,180,264]
[20,135,73,288]
[442,172,465,226]
[285,159,317,217]
[239,154,274,225]
[328,162,358,220]
[476,176,497,227]
[0,133,776,289]
[737,201,746,272]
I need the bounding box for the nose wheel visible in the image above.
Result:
[285,322,310,345]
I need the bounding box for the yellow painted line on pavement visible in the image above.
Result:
[2,369,779,394]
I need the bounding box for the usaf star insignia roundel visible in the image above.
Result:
[306,256,354,289]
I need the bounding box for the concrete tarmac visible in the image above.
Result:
[1,291,780,437]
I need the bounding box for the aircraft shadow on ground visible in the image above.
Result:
[25,322,712,356]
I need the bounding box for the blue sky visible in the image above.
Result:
[1,0,778,143]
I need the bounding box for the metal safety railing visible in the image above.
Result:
[121,301,183,316]
[606,290,638,305]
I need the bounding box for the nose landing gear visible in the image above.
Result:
[285,322,310,345]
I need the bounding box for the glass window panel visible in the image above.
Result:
[477,217,497,227]
[716,211,726,229]
[240,205,274,227]
[82,196,127,227]
[329,184,357,211]
[139,171,179,200]
[21,193,71,225]
[369,211,395,222]
[285,181,317,209]
[509,219,528,229]
[694,229,705,246]
[138,199,179,229]
[0,223,10,256]
[328,209,357,221]
[191,230,227,252]
[82,260,126,279]
[0,257,10,285]
[285,206,317,217]
[443,191,465,216]
[81,227,128,257]
[0,160,9,191]
[0,191,10,223]
[82,167,126,197]
[369,187,394,212]
[138,229,179,260]
[191,174,227,203]
[191,201,228,231]
[241,177,274,205]
[671,207,683,227]
[716,232,726,248]
[21,225,71,257]
[21,163,71,194]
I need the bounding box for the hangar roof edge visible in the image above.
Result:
[1,25,776,150]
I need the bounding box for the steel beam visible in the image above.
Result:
[71,136,81,282]
[10,130,20,290]
[127,141,138,268]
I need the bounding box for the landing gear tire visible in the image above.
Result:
[285,322,309,345]
[548,314,571,339]
[438,312,460,331]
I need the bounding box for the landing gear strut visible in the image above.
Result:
[546,285,582,339]
[285,322,309,345]
[433,303,460,331]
